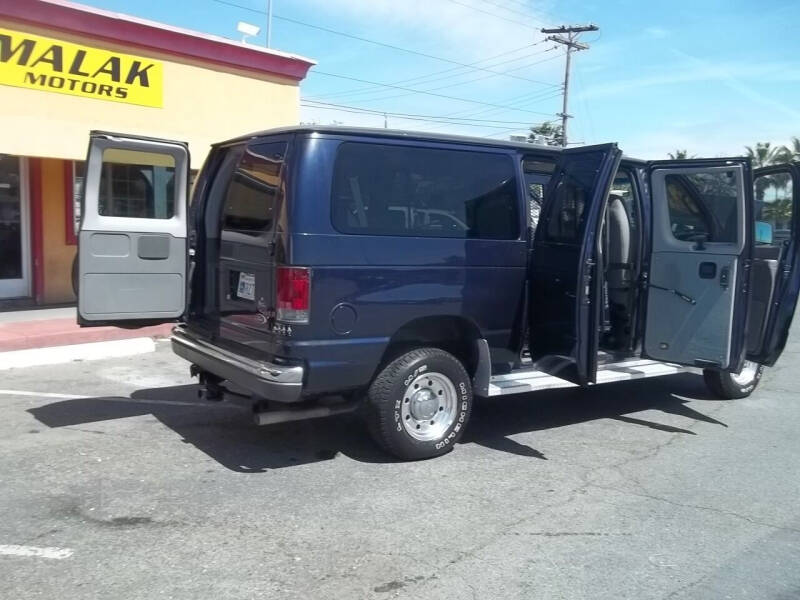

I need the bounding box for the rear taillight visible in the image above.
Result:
[276,266,310,324]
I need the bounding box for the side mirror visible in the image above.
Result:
[755,220,774,244]
[688,232,709,250]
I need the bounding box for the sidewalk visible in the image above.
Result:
[0,307,173,352]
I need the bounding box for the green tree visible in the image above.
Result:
[668,149,695,159]
[745,142,783,168]
[777,136,800,162]
[529,121,564,147]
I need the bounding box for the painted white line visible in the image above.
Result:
[0,390,85,400]
[0,544,73,559]
[0,337,156,371]
[0,390,242,409]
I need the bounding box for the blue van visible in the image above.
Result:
[76,127,800,459]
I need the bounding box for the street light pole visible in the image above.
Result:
[266,0,273,47]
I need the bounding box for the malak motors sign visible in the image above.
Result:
[0,26,163,107]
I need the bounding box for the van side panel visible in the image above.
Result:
[285,135,528,395]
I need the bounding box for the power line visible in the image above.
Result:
[301,100,545,125]
[271,13,558,88]
[541,24,599,146]
[310,43,552,102]
[208,1,557,87]
[443,0,540,30]
[307,70,558,116]
[311,48,562,106]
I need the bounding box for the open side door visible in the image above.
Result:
[747,162,800,365]
[528,143,622,385]
[642,158,753,371]
[78,131,190,326]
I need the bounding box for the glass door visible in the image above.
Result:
[0,155,30,299]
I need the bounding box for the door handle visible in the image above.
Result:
[719,266,730,290]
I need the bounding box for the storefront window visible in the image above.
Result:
[0,155,23,281]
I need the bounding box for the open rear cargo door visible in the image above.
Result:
[78,131,190,326]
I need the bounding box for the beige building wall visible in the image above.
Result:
[0,19,301,168]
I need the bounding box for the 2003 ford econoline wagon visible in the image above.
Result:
[76,127,800,460]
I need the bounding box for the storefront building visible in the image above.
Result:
[0,0,314,306]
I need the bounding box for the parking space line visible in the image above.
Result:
[0,544,73,559]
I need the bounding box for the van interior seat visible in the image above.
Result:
[606,194,632,304]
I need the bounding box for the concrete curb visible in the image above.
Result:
[0,337,158,370]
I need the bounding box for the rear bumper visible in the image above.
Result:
[171,325,304,403]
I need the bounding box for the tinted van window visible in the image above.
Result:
[665,171,738,243]
[331,143,519,239]
[221,142,286,237]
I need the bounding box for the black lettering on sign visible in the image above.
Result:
[93,56,121,82]
[125,61,153,87]
[31,44,63,71]
[23,71,45,85]
[115,87,128,99]
[98,84,113,96]
[49,75,65,89]
[81,81,96,94]
[0,35,35,64]
[69,49,89,76]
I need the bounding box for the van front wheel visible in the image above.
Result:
[703,361,764,399]
[365,347,473,460]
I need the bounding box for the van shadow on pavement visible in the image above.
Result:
[28,373,726,473]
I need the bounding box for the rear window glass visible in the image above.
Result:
[331,143,519,239]
[98,148,175,219]
[221,142,286,237]
[665,171,738,243]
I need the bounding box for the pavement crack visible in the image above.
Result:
[589,482,800,534]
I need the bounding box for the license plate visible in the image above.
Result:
[236,272,255,301]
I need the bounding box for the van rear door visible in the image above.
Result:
[77,131,189,325]
[210,138,289,348]
[528,144,622,385]
[747,162,800,365]
[642,159,753,371]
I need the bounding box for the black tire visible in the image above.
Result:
[703,361,764,399]
[365,347,473,460]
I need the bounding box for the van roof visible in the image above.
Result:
[215,125,565,153]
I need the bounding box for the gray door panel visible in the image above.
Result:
[645,252,736,367]
[643,161,751,369]
[79,232,185,320]
[77,132,189,324]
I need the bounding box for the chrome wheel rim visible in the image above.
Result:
[401,371,458,441]
[731,360,759,386]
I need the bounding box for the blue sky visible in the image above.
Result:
[76,0,799,158]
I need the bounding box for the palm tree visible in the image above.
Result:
[668,149,695,159]
[745,142,783,168]
[777,136,800,163]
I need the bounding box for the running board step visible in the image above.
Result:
[487,358,688,397]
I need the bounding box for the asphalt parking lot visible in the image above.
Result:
[2,328,800,600]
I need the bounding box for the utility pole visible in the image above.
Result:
[266,0,273,47]
[540,24,598,147]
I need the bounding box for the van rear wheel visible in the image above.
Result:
[703,361,764,399]
[365,347,472,460]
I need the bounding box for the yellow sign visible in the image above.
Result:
[0,27,163,108]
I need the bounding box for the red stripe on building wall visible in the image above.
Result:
[64,160,77,246]
[28,158,45,304]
